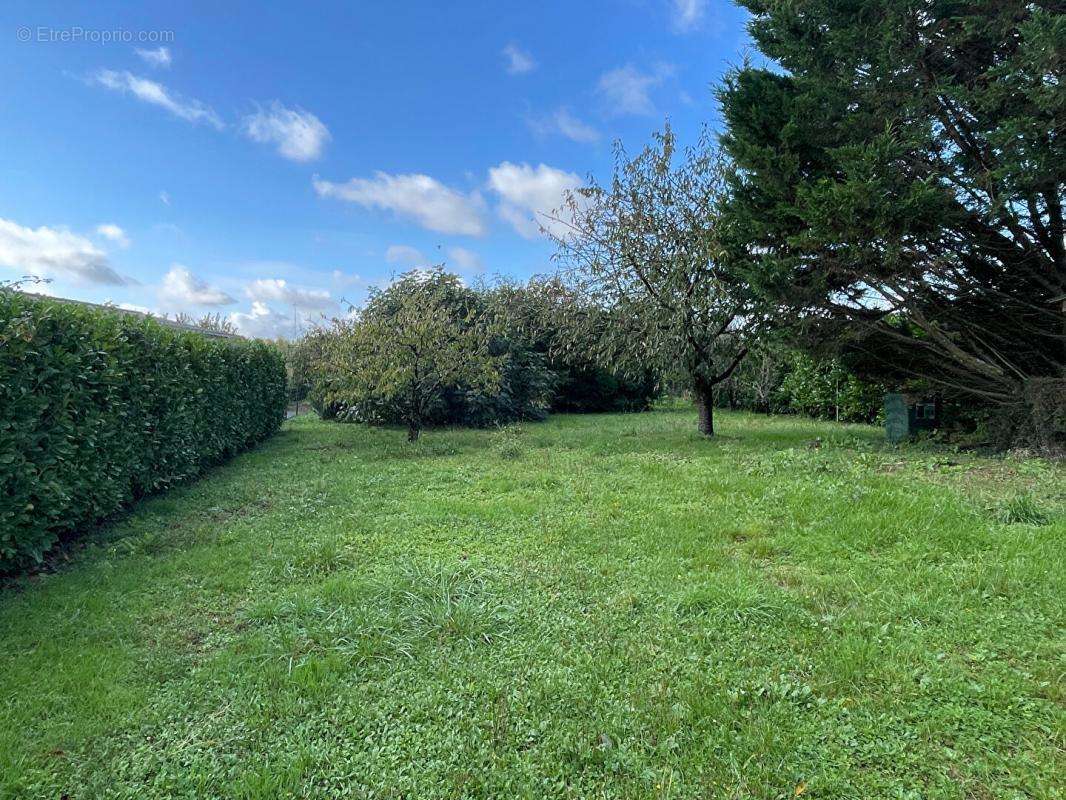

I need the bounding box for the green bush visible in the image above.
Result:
[303,272,657,434]
[713,347,886,423]
[0,292,287,569]
[778,354,886,423]
[305,271,520,437]
[550,366,659,413]
[482,279,661,415]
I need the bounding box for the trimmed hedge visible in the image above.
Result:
[0,292,287,569]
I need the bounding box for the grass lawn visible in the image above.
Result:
[1,408,1063,799]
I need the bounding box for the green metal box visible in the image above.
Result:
[884,393,940,442]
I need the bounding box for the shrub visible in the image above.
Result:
[303,272,652,435]
[0,292,287,569]
[711,346,886,423]
[550,366,658,413]
[483,279,661,414]
[308,271,509,439]
[778,354,886,423]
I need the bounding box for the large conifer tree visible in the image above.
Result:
[719,0,1064,441]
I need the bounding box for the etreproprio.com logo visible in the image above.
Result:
[17,26,174,44]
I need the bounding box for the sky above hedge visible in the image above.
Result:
[0,1,751,338]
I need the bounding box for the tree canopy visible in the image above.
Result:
[719,0,1064,430]
[314,270,500,440]
[550,128,753,435]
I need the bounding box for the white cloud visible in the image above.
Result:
[446,246,483,274]
[245,278,332,311]
[502,43,536,75]
[95,223,130,249]
[160,265,235,306]
[313,172,486,236]
[228,298,332,340]
[670,0,707,32]
[529,108,601,143]
[116,301,152,314]
[597,64,673,116]
[331,270,366,287]
[134,46,171,68]
[91,69,224,129]
[228,301,295,340]
[242,101,330,162]
[486,162,584,239]
[0,218,128,285]
[385,244,429,267]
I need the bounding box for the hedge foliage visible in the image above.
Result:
[300,273,660,432]
[0,292,287,569]
[713,347,886,423]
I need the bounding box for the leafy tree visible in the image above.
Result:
[172,312,239,335]
[714,343,786,414]
[719,0,1064,439]
[550,128,752,435]
[483,278,661,413]
[777,353,887,424]
[317,270,500,440]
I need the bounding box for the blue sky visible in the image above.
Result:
[1,0,751,338]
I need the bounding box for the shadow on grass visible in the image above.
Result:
[0,409,893,588]
[1,436,291,588]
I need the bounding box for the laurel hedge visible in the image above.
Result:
[0,292,287,570]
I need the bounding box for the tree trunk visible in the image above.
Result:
[695,388,715,436]
[407,424,420,442]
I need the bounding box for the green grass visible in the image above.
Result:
[1,408,1063,799]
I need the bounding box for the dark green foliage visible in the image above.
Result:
[714,346,886,423]
[303,273,659,433]
[442,347,556,427]
[550,366,658,413]
[0,291,287,569]
[776,354,886,424]
[719,0,1064,427]
[484,279,661,415]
